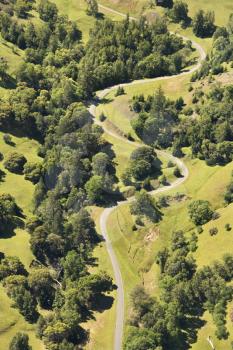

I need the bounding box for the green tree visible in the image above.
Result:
[28,268,55,309]
[9,332,32,350]
[38,0,58,23]
[85,175,104,202]
[4,152,27,174]
[188,200,214,225]
[0,57,8,83]
[86,0,98,17]
[169,1,189,23]
[0,256,27,280]
[130,190,161,223]
[193,10,216,38]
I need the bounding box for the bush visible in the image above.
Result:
[4,152,27,174]
[183,106,193,116]
[173,166,181,177]
[209,227,218,236]
[3,134,14,145]
[115,86,125,96]
[197,226,203,234]
[225,223,232,231]
[167,160,175,168]
[9,332,32,350]
[99,112,106,122]
[24,162,42,184]
[159,174,167,185]
[188,200,214,225]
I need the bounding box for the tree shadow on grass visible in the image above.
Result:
[0,215,25,239]
[91,293,115,313]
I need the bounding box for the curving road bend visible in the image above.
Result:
[89,4,206,350]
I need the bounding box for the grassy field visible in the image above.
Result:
[0,132,44,349]
[97,74,192,139]
[53,0,123,43]
[106,153,233,346]
[99,0,233,26]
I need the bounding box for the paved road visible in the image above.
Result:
[89,5,206,350]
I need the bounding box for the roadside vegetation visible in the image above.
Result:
[0,0,232,349]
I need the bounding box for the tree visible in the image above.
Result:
[4,152,27,174]
[61,250,87,282]
[14,0,33,18]
[130,190,161,223]
[173,166,182,177]
[169,1,189,23]
[85,175,105,203]
[0,57,8,83]
[38,0,58,23]
[0,256,27,280]
[193,10,216,38]
[188,200,214,225]
[156,0,173,8]
[28,268,55,308]
[9,332,32,350]
[92,152,111,176]
[86,0,98,17]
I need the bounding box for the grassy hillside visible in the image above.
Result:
[99,0,233,25]
[0,132,43,349]
[106,152,233,347]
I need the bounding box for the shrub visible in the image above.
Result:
[188,200,214,225]
[9,332,32,350]
[183,106,193,116]
[24,163,42,184]
[167,160,175,168]
[115,86,125,96]
[209,227,218,236]
[99,112,106,122]
[173,166,181,177]
[197,226,203,234]
[3,134,13,145]
[4,152,27,174]
[225,223,232,231]
[159,175,167,185]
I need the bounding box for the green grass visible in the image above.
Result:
[99,0,233,26]
[84,206,116,350]
[0,131,44,349]
[97,74,192,140]
[53,0,123,43]
[106,153,233,345]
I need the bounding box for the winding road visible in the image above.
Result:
[89,5,207,350]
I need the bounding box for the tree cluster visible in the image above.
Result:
[80,16,189,91]
[125,231,233,349]
[131,88,181,148]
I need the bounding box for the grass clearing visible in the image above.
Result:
[53,0,123,43]
[0,131,44,349]
[99,0,233,26]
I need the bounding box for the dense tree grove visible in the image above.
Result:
[192,13,233,80]
[0,2,119,349]
[131,88,181,148]
[131,83,233,165]
[192,10,216,38]
[125,231,233,349]
[122,146,160,186]
[80,16,192,91]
